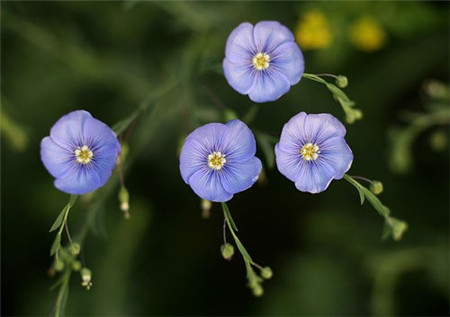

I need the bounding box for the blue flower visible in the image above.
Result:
[180,119,262,202]
[41,110,121,195]
[275,112,353,193]
[223,21,305,103]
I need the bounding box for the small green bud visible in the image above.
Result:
[69,243,81,255]
[118,186,130,213]
[220,243,235,260]
[429,131,447,152]
[72,260,82,271]
[252,284,264,297]
[336,75,348,88]
[54,259,65,272]
[81,268,93,290]
[370,181,384,195]
[261,266,273,279]
[201,199,212,219]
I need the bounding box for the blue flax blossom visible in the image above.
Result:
[41,110,121,195]
[275,112,353,193]
[223,21,305,103]
[180,120,262,202]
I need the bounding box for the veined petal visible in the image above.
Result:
[82,116,120,149]
[275,144,302,182]
[54,165,104,195]
[41,137,73,179]
[248,71,290,103]
[271,41,305,85]
[222,119,257,160]
[277,112,308,152]
[294,161,335,194]
[253,21,295,53]
[225,22,256,63]
[223,58,256,95]
[221,157,262,194]
[304,113,347,144]
[319,136,353,179]
[50,110,92,150]
[189,169,233,202]
[180,138,209,184]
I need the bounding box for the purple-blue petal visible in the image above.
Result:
[50,110,92,150]
[271,41,305,85]
[188,168,233,202]
[54,166,103,195]
[180,137,209,184]
[221,156,262,194]
[277,112,308,153]
[223,58,256,95]
[294,161,335,194]
[304,113,347,143]
[319,136,353,179]
[225,22,256,63]
[274,144,302,182]
[248,71,291,103]
[253,21,295,53]
[40,137,73,179]
[222,119,257,160]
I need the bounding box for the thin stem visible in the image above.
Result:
[52,269,71,317]
[314,73,339,79]
[223,217,227,245]
[348,175,374,185]
[64,221,73,245]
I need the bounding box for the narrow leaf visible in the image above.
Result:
[221,202,238,232]
[49,205,68,232]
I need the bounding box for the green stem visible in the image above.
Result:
[53,269,71,317]
[58,195,77,237]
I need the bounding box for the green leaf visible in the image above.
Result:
[49,205,69,232]
[357,187,365,205]
[233,234,253,263]
[111,112,138,135]
[50,234,61,256]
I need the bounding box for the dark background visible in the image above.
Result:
[2,1,449,316]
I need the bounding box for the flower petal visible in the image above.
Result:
[40,137,73,179]
[222,119,257,160]
[271,41,305,85]
[248,71,291,103]
[275,144,302,182]
[277,112,308,153]
[50,110,93,150]
[253,21,295,53]
[304,113,347,143]
[221,157,262,194]
[82,116,120,149]
[180,137,208,184]
[225,22,256,63]
[188,168,233,202]
[223,58,256,95]
[319,136,353,179]
[54,165,104,195]
[294,161,335,194]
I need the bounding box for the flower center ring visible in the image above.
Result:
[300,143,320,161]
[252,52,270,70]
[75,145,94,164]
[208,151,226,170]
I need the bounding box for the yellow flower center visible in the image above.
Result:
[300,143,320,161]
[252,52,270,70]
[208,151,226,170]
[75,145,93,164]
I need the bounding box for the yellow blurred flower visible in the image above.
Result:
[349,16,386,52]
[295,10,332,50]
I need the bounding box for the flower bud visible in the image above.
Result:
[336,75,348,88]
[201,199,212,219]
[370,181,383,195]
[261,266,273,279]
[118,186,130,213]
[252,284,264,297]
[220,243,235,260]
[81,268,93,290]
[54,259,65,272]
[69,243,81,255]
[72,260,82,271]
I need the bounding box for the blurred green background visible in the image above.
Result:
[2,1,449,316]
